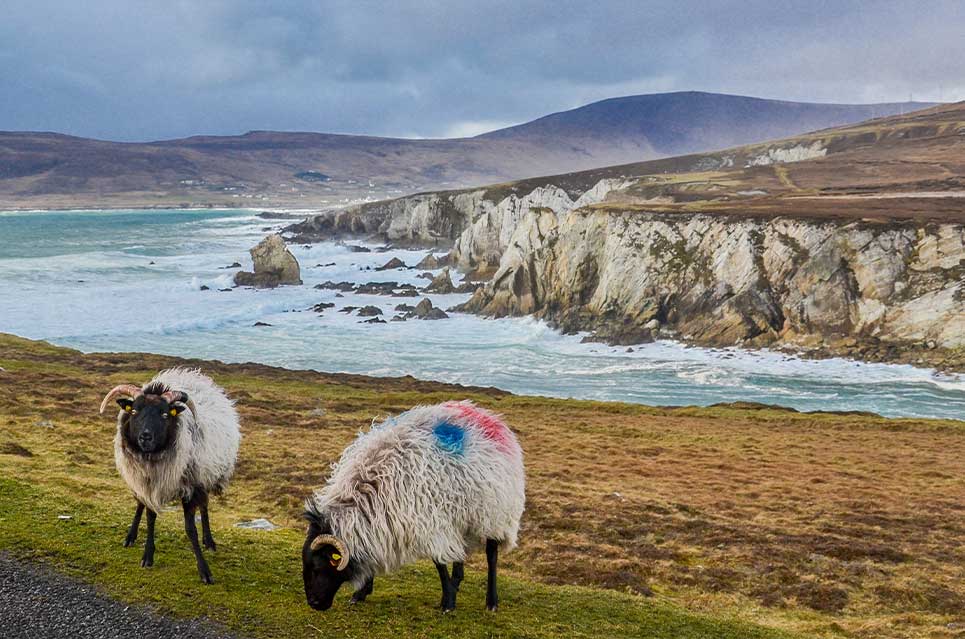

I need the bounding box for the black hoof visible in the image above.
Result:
[487,605,498,612]
[140,557,153,568]
[123,537,137,548]
[203,539,217,551]
[199,570,214,585]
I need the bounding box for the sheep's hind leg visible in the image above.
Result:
[434,561,457,612]
[451,562,464,591]
[198,492,216,551]
[182,495,214,584]
[485,539,499,611]
[140,509,157,567]
[124,502,144,547]
[350,577,374,604]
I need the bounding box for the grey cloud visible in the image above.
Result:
[1,0,962,141]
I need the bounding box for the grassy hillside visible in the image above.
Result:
[0,93,930,210]
[0,333,962,638]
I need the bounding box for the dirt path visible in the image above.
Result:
[0,553,242,639]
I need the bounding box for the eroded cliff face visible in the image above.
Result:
[460,206,964,369]
[285,173,964,369]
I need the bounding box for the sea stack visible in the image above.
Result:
[234,234,302,288]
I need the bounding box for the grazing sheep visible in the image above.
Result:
[302,401,525,612]
[99,368,241,584]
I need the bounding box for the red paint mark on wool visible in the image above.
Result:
[445,402,512,449]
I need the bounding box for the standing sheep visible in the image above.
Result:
[99,368,241,584]
[302,401,525,612]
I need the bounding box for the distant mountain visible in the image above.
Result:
[0,92,933,209]
[481,91,930,157]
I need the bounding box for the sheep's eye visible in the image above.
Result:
[124,405,132,412]
[170,409,178,417]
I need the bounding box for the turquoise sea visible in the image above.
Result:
[1,208,962,419]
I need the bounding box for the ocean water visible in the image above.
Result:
[1,208,962,420]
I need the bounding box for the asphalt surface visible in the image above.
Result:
[0,553,242,639]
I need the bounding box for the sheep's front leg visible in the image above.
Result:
[140,509,157,567]
[434,561,457,612]
[124,502,144,547]
[451,562,464,591]
[350,577,374,604]
[198,492,216,551]
[182,497,214,584]
[485,539,499,611]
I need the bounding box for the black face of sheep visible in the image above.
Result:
[302,518,353,611]
[117,394,186,454]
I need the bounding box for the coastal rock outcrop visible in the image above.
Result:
[459,208,964,368]
[234,234,302,288]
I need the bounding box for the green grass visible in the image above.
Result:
[0,478,795,639]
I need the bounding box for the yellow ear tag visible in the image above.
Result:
[170,409,178,416]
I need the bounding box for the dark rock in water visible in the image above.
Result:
[335,293,344,298]
[149,261,156,265]
[415,253,447,270]
[376,257,408,271]
[424,308,449,320]
[454,281,482,294]
[339,306,358,313]
[361,317,386,324]
[417,272,434,280]
[234,234,302,288]
[390,315,407,322]
[314,280,356,292]
[414,298,434,318]
[313,262,336,268]
[392,287,419,297]
[311,302,335,313]
[357,305,383,317]
[394,304,416,313]
[218,288,233,292]
[374,245,394,253]
[356,281,398,295]
[424,268,456,294]
[258,210,307,219]
[200,285,210,291]
[222,262,242,269]
[253,321,273,327]
[345,244,371,253]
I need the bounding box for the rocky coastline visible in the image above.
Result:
[284,180,964,372]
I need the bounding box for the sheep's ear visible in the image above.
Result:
[117,398,134,411]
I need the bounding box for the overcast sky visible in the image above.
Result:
[2,0,962,141]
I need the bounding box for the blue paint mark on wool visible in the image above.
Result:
[433,421,465,455]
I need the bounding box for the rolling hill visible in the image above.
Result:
[0,92,931,209]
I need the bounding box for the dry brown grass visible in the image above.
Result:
[1,333,963,638]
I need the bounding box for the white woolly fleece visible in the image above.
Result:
[306,401,525,587]
[113,368,241,514]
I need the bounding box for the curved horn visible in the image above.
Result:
[161,390,198,420]
[310,534,350,570]
[99,384,143,414]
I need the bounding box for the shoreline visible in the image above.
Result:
[11,331,964,421]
